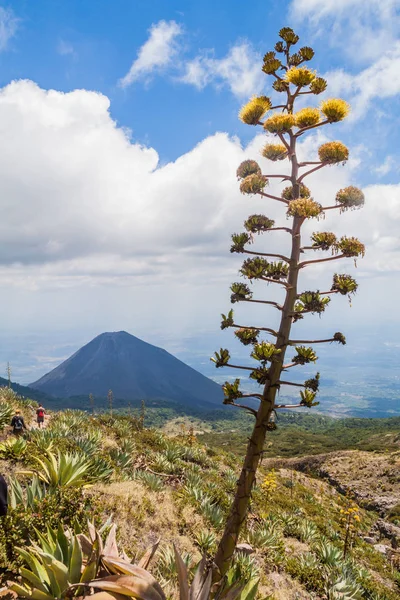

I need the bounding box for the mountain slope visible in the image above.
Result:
[30,331,224,407]
[0,376,53,404]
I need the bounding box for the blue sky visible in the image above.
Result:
[0,0,399,386]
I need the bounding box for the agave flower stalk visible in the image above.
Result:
[212,26,365,577]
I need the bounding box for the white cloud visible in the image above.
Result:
[119,20,182,88]
[324,41,400,119]
[0,6,18,51]
[180,43,264,98]
[0,79,398,343]
[291,0,400,62]
[374,156,398,177]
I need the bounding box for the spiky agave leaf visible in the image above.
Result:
[244,214,275,233]
[240,174,268,195]
[300,389,319,408]
[335,186,365,212]
[240,257,269,280]
[320,98,350,123]
[239,96,272,125]
[331,274,358,295]
[223,379,243,402]
[292,346,318,365]
[230,282,253,303]
[89,573,166,600]
[294,107,320,128]
[310,232,337,250]
[261,143,288,161]
[236,160,261,180]
[281,184,311,200]
[287,198,323,219]
[230,232,251,253]
[251,342,281,364]
[318,141,349,164]
[210,348,231,368]
[296,291,331,314]
[285,66,316,87]
[264,113,295,133]
[221,309,234,330]
[234,328,260,346]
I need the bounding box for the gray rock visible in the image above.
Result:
[235,543,254,555]
[373,544,389,556]
[362,536,377,545]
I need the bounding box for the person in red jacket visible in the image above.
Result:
[36,404,45,428]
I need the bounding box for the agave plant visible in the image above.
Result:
[0,436,27,459]
[324,574,363,599]
[8,475,47,509]
[87,455,114,482]
[10,521,164,600]
[29,428,56,453]
[173,545,259,600]
[0,400,14,430]
[200,500,225,529]
[297,519,319,544]
[134,470,164,492]
[245,520,283,551]
[194,530,217,555]
[316,539,344,567]
[73,435,102,457]
[18,450,94,488]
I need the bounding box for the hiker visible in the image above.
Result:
[0,475,7,516]
[36,404,45,428]
[10,409,27,436]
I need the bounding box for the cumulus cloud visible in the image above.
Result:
[325,41,400,118]
[119,20,182,88]
[0,6,19,51]
[180,43,264,98]
[0,79,398,343]
[291,0,400,62]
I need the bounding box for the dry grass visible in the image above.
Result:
[269,451,400,515]
[90,480,203,560]
[261,572,311,599]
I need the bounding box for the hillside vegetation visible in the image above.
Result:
[0,387,400,599]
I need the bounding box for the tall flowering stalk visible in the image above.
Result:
[212,27,365,576]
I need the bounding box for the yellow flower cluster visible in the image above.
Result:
[239,96,272,125]
[340,503,361,528]
[261,469,277,497]
[239,173,268,195]
[318,141,349,164]
[287,198,323,219]
[320,98,350,122]
[294,107,320,128]
[261,143,288,161]
[285,66,316,87]
[264,113,295,133]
